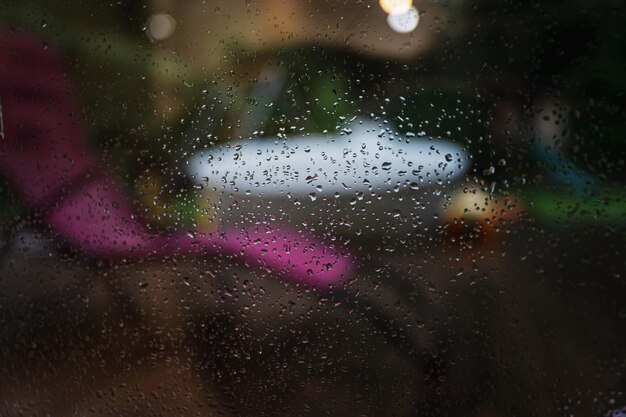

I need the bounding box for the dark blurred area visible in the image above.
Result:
[1,0,625,416]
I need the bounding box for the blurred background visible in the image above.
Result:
[0,0,625,415]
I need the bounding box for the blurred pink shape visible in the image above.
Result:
[0,27,351,287]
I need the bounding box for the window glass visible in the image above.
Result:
[1,0,624,415]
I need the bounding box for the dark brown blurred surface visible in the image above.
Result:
[1,224,623,416]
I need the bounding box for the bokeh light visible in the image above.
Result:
[386,6,419,33]
[146,13,176,41]
[379,0,413,15]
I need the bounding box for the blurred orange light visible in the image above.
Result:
[379,0,412,15]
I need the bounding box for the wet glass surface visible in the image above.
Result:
[0,1,625,415]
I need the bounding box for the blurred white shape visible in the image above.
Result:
[379,0,413,15]
[146,13,176,41]
[387,6,420,33]
[187,121,468,198]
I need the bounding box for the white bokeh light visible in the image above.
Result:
[187,121,467,198]
[387,6,420,34]
[146,13,176,41]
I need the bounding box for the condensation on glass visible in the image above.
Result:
[0,0,624,416]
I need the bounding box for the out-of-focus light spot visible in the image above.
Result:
[146,13,176,41]
[187,121,467,197]
[379,0,412,15]
[387,6,419,33]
